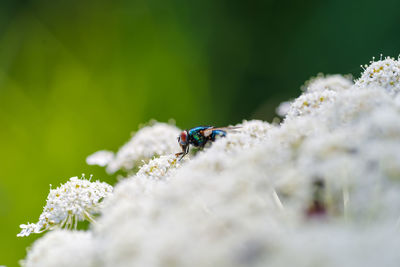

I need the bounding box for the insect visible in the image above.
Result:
[175,126,239,160]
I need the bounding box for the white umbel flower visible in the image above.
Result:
[277,74,352,117]
[22,230,97,267]
[286,90,337,119]
[20,55,400,267]
[91,68,400,266]
[355,56,400,94]
[303,74,353,93]
[17,176,113,237]
[136,154,185,180]
[87,121,181,174]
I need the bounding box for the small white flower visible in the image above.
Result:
[17,175,113,237]
[17,223,40,237]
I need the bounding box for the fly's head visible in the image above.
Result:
[177,130,189,154]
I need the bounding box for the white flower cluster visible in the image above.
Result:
[22,56,400,267]
[277,74,353,117]
[18,176,112,237]
[286,89,337,118]
[136,154,185,180]
[302,74,353,93]
[356,55,400,94]
[87,121,181,174]
[21,230,97,267]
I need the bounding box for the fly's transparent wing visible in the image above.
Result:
[202,126,241,137]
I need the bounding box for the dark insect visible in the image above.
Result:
[306,178,326,218]
[175,126,238,160]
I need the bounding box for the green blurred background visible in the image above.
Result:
[0,0,399,265]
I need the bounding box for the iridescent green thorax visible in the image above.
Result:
[188,126,211,147]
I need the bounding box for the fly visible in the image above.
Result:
[175,126,239,160]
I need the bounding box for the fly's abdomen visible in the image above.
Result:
[210,130,226,141]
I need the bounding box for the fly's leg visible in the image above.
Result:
[181,145,190,160]
[175,152,183,157]
[176,145,190,161]
[178,153,186,161]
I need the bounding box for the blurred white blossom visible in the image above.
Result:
[21,230,97,267]
[18,176,112,237]
[86,150,114,167]
[302,74,353,93]
[87,121,181,174]
[276,100,291,117]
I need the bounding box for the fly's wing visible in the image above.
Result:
[202,126,241,137]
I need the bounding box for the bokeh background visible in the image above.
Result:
[1,0,399,265]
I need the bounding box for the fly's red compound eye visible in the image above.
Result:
[179,131,188,145]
